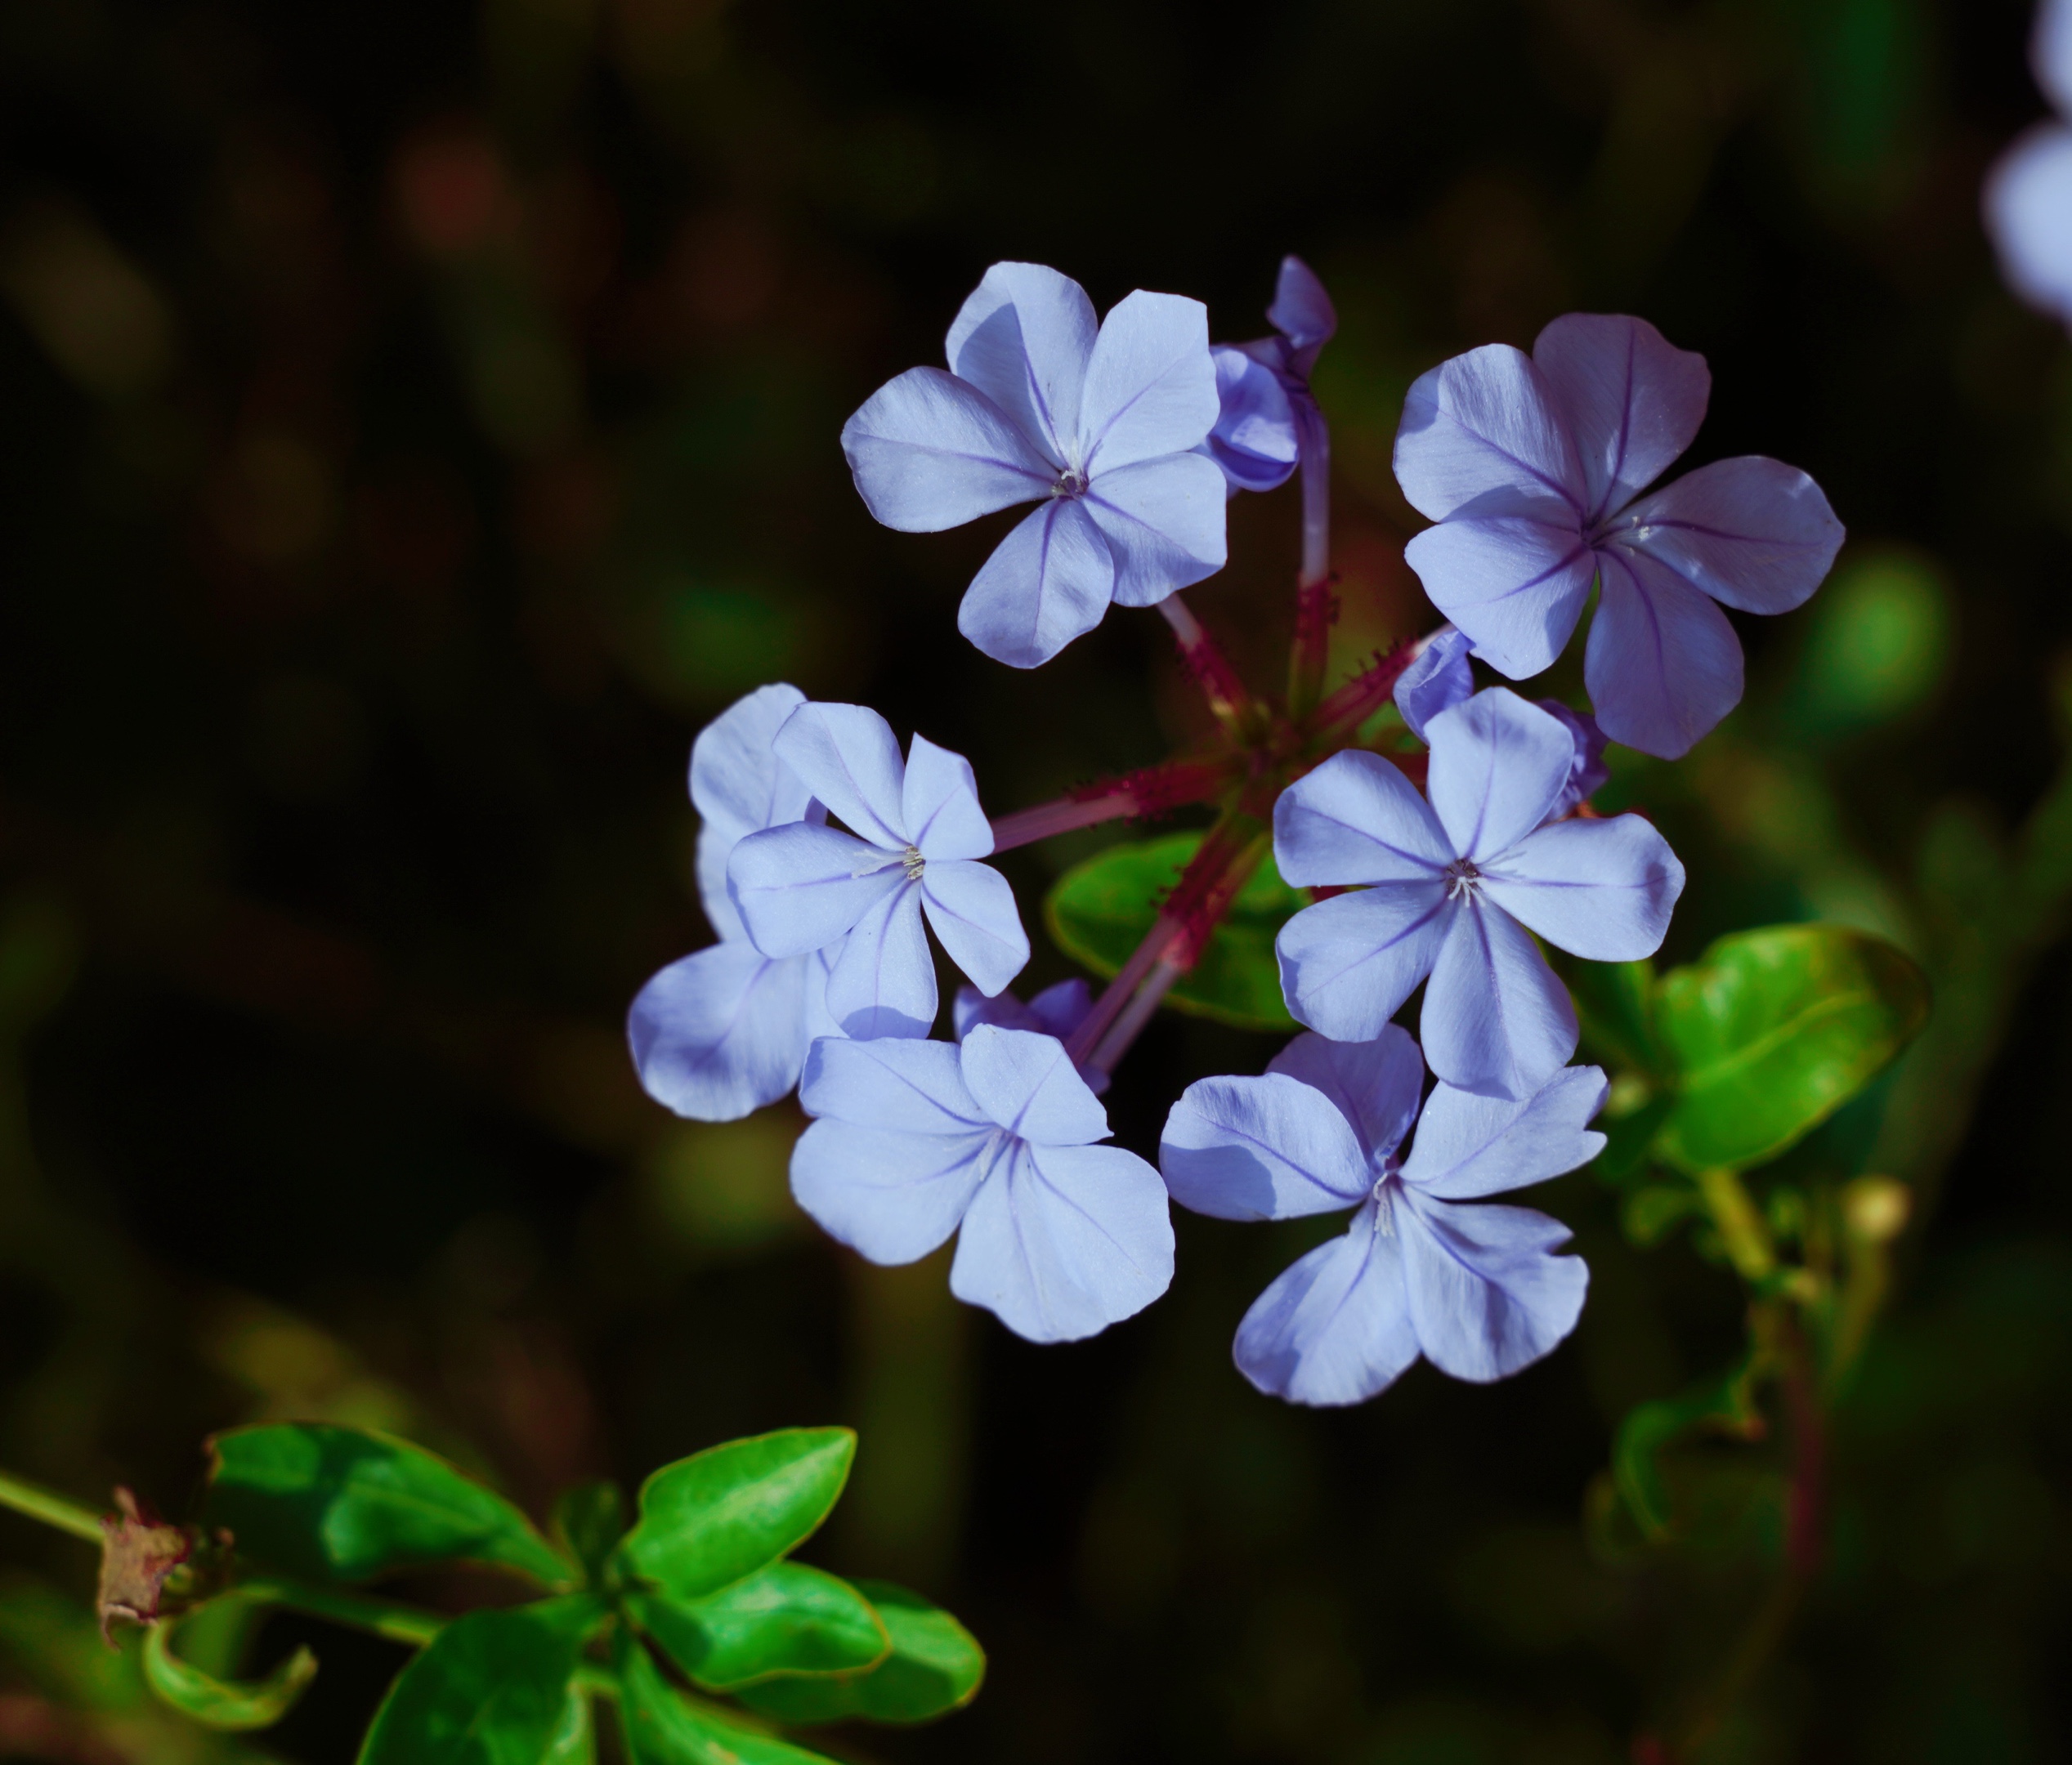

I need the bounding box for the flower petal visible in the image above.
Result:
[1204,346,1299,494]
[1232,1204,1421,1406]
[1586,546,1744,759]
[727,822,903,958]
[841,367,1054,530]
[1394,625,1475,744]
[1266,1026,1425,1169]
[1078,290,1219,473]
[957,498,1116,669]
[1989,123,2072,324]
[1536,700,1609,819]
[691,683,814,941]
[919,859,1029,998]
[1479,815,1685,962]
[1272,749,1452,887]
[1392,343,1585,523]
[902,734,992,861]
[628,943,809,1123]
[1267,255,1336,373]
[1531,313,1709,522]
[790,1119,993,1265]
[1421,896,1577,1100]
[1402,514,1595,681]
[944,261,1098,462]
[1085,454,1229,606]
[1161,1071,1371,1220]
[1614,457,1845,617]
[799,1033,984,1133]
[1424,689,1576,864]
[825,881,936,1039]
[1400,1066,1609,1200]
[1397,1195,1588,1382]
[2042,0,2072,114]
[772,702,909,848]
[950,1142,1175,1343]
[1275,885,1454,1043]
[954,977,1091,1042]
[959,1024,1107,1146]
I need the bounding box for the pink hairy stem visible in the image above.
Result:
[1158,594,1259,740]
[1305,639,1416,751]
[987,757,1237,854]
[1287,409,1336,720]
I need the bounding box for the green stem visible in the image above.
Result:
[1696,1167,1777,1285]
[232,1575,445,1648]
[0,1468,105,1543]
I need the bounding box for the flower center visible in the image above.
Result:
[1370,1174,1398,1238]
[1050,467,1089,500]
[901,843,925,881]
[1444,856,1482,900]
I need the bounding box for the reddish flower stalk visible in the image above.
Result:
[1287,417,1335,719]
[1305,640,1416,750]
[987,757,1236,853]
[1159,594,1257,740]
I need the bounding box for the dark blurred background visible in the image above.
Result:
[3,0,2071,1759]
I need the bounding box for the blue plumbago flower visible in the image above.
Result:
[1394,313,1845,759]
[1202,255,1337,496]
[955,976,1108,1093]
[1273,687,1684,1100]
[727,701,1030,1040]
[793,1025,1175,1343]
[1394,623,1475,741]
[1987,0,2072,325]
[1161,1027,1602,1405]
[627,683,841,1122]
[842,261,1227,669]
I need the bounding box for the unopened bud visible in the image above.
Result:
[1842,1174,1910,1243]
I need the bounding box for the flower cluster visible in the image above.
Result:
[629,259,1842,1395]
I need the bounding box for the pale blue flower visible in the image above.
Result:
[1202,256,1337,496]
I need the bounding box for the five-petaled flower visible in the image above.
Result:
[1987,0,2072,327]
[1394,312,1845,759]
[727,701,1030,1040]
[1202,255,1336,495]
[1162,1028,1603,1405]
[841,261,1227,668]
[1273,688,1684,1100]
[793,1025,1175,1343]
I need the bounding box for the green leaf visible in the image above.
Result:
[614,1429,854,1605]
[615,1631,836,1765]
[631,1562,888,1691]
[1652,924,1930,1173]
[552,1481,626,1588]
[359,1594,603,1765]
[734,1580,984,1727]
[543,1684,595,1765]
[1565,957,1662,1076]
[205,1423,571,1588]
[1044,832,1302,1030]
[143,1619,317,1730]
[1613,1358,1767,1541]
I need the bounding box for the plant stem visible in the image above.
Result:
[1287,401,1334,720]
[1696,1167,1776,1285]
[987,758,1234,852]
[1305,639,1416,750]
[234,1575,445,1647]
[0,1468,105,1543]
[1158,594,1257,740]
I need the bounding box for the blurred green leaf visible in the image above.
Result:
[1653,924,1929,1173]
[1044,833,1300,1030]
[143,1620,316,1731]
[205,1424,571,1588]
[615,1632,835,1765]
[359,1596,602,1765]
[543,1682,594,1765]
[1787,550,1949,738]
[734,1580,984,1727]
[552,1482,626,1589]
[1566,958,1661,1077]
[630,1562,887,1691]
[614,1429,854,1604]
[1613,1355,1768,1541]
[1621,1182,1700,1247]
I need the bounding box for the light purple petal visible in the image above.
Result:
[919,859,1029,998]
[1024,976,1094,1039]
[1083,454,1228,607]
[1613,457,1844,617]
[790,1119,992,1265]
[1265,1026,1425,1169]
[950,1142,1175,1343]
[772,702,909,849]
[1400,1066,1608,1201]
[691,682,813,941]
[1421,897,1577,1100]
[1394,626,1475,744]
[1424,689,1576,864]
[1479,815,1685,962]
[2038,0,2072,118]
[944,261,1098,463]
[803,946,842,1043]
[1232,1204,1420,1406]
[841,368,1054,530]
[1987,124,2072,324]
[1586,546,1744,759]
[1204,346,1300,494]
[628,943,809,1123]
[1535,700,1609,819]
[957,498,1116,669]
[1268,255,1336,374]
[1391,344,1585,524]
[798,1033,985,1133]
[1275,885,1455,1043]
[1078,290,1219,474]
[1272,749,1452,887]
[902,735,992,862]
[1160,1072,1370,1220]
[825,882,936,1039]
[952,981,1105,1094]
[1531,314,1709,522]
[727,822,903,959]
[1397,1195,1587,1382]
[958,1024,1106,1147]
[1402,514,1595,681]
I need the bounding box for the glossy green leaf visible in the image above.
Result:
[734,1580,984,1727]
[358,1594,603,1765]
[615,1632,835,1765]
[631,1562,887,1691]
[1043,833,1301,1030]
[614,1429,854,1604]
[1652,924,1930,1173]
[553,1481,626,1588]
[205,1423,571,1588]
[143,1620,317,1730]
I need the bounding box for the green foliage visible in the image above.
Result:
[1043,832,1302,1030]
[204,1424,572,1588]
[552,1481,626,1588]
[1612,1352,1769,1542]
[734,1580,986,1726]
[615,1632,834,1765]
[630,1563,888,1690]
[142,1620,318,1730]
